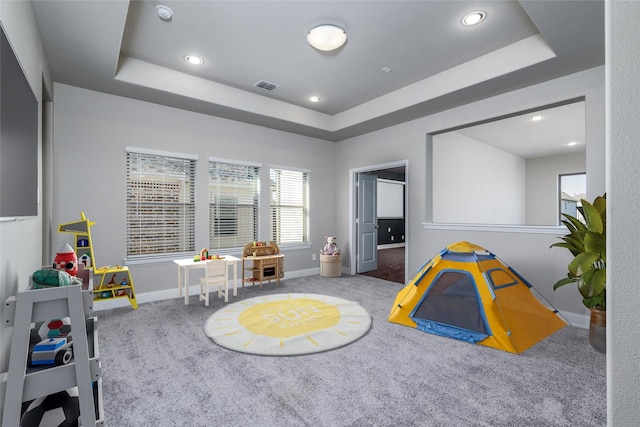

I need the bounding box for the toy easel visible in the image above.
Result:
[58,212,138,309]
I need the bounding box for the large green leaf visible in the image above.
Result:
[559,219,577,234]
[569,252,599,276]
[590,268,606,295]
[577,268,606,298]
[562,214,587,233]
[563,234,584,250]
[581,199,603,234]
[578,269,607,298]
[550,237,583,256]
[584,231,605,255]
[592,194,606,215]
[553,276,578,290]
[583,292,605,309]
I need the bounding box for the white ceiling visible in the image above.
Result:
[31,1,603,143]
[451,100,586,159]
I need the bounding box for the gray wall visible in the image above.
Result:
[432,131,526,224]
[0,1,50,375]
[608,1,640,424]
[432,134,586,227]
[525,152,586,225]
[50,84,337,295]
[335,66,605,319]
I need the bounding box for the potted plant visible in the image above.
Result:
[551,193,606,353]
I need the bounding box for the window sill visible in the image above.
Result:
[277,242,313,252]
[124,244,312,265]
[422,222,566,235]
[124,250,240,265]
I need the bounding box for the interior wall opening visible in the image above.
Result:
[428,98,586,228]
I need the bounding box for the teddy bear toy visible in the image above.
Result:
[322,236,340,255]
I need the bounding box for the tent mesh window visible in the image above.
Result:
[413,271,487,334]
[487,268,519,289]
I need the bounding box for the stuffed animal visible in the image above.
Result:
[322,236,340,255]
[53,243,78,276]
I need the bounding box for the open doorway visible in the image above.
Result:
[349,161,408,284]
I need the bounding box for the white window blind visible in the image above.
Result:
[209,160,260,250]
[126,150,196,258]
[270,167,309,245]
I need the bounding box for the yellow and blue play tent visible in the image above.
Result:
[388,241,566,354]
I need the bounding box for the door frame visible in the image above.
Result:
[349,160,409,280]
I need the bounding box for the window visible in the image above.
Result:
[270,167,310,245]
[126,148,197,259]
[209,159,260,250]
[214,196,238,237]
[559,172,586,223]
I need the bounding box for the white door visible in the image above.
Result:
[357,173,378,273]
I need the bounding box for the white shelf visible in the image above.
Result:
[20,318,101,401]
[1,280,104,426]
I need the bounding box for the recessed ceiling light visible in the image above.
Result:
[307,24,347,51]
[155,5,173,20]
[462,11,486,26]
[381,67,392,73]
[529,115,544,122]
[568,141,578,146]
[184,55,204,65]
[309,95,322,103]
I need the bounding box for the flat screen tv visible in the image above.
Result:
[1,24,38,218]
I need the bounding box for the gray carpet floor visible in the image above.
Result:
[97,274,606,426]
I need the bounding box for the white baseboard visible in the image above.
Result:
[559,310,590,329]
[93,270,592,331]
[93,268,322,311]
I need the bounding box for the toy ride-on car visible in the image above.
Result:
[28,335,74,367]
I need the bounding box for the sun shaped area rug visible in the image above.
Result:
[204,293,372,356]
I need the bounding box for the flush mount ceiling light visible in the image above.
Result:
[307,24,347,51]
[155,4,173,20]
[184,55,204,65]
[308,95,322,103]
[529,115,544,122]
[461,11,486,26]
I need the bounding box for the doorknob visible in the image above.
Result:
[375,224,379,229]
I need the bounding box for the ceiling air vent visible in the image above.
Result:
[254,80,280,91]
